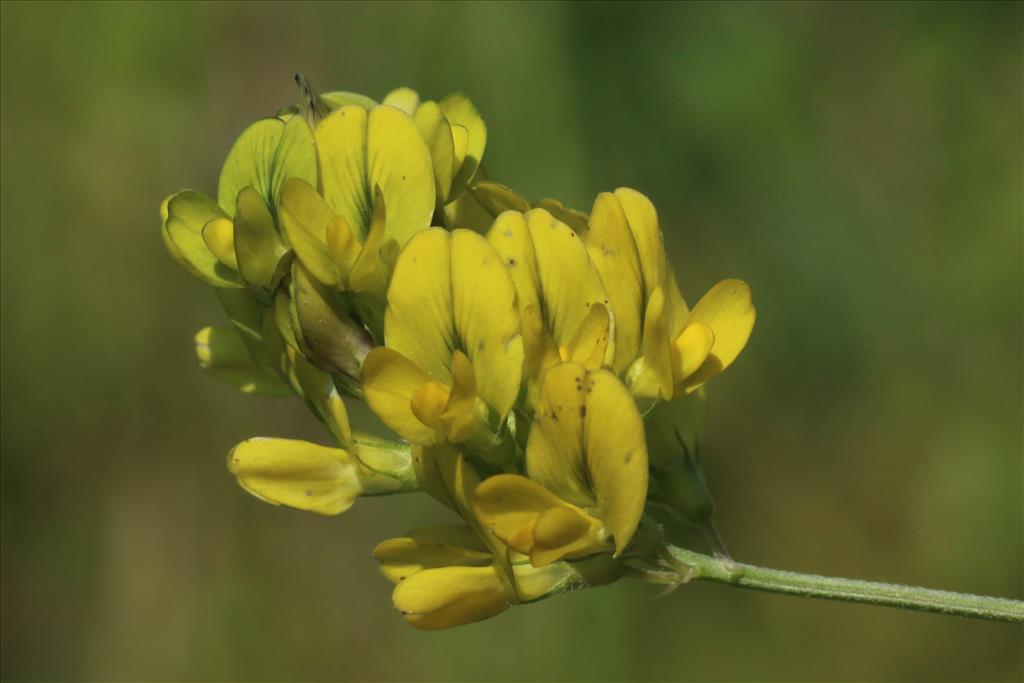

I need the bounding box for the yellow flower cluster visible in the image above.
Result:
[162,79,755,630]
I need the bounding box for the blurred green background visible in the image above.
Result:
[2,1,1021,680]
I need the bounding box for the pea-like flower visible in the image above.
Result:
[473,361,648,566]
[361,228,524,451]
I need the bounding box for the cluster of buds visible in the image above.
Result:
[162,78,755,630]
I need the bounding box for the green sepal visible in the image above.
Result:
[215,287,283,381]
[291,259,373,380]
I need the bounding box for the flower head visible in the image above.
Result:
[162,78,755,630]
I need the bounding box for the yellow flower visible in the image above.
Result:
[361,228,524,451]
[223,345,417,515]
[473,362,648,566]
[451,181,756,401]
[486,208,613,408]
[584,188,756,399]
[381,87,487,210]
[372,445,624,629]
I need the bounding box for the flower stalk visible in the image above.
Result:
[661,545,1024,623]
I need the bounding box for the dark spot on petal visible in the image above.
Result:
[624,452,633,464]
[579,405,587,418]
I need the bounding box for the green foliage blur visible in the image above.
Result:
[2,1,1021,680]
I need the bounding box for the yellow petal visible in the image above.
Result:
[614,187,668,301]
[585,192,643,373]
[366,104,436,247]
[382,86,421,116]
[315,106,371,241]
[164,191,243,287]
[410,380,450,440]
[414,100,456,202]
[524,209,607,347]
[628,286,674,400]
[566,302,611,369]
[361,347,438,445]
[439,93,486,196]
[469,181,531,216]
[348,186,390,300]
[527,362,648,554]
[581,368,649,555]
[325,215,359,278]
[680,279,756,391]
[671,321,714,384]
[449,229,523,420]
[278,177,342,286]
[525,362,592,506]
[450,124,470,181]
[473,474,611,567]
[487,209,607,387]
[440,350,490,445]
[201,217,238,270]
[234,187,286,289]
[218,117,317,217]
[384,228,454,383]
[392,564,511,630]
[486,211,540,313]
[317,103,435,247]
[227,437,363,515]
[532,197,589,234]
[373,526,492,584]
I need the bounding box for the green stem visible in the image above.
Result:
[665,545,1024,623]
